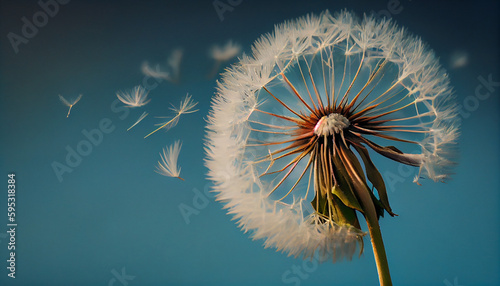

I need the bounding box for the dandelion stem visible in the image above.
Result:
[336,143,392,285]
[365,210,392,286]
[353,181,392,286]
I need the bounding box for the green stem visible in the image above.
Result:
[334,144,392,285]
[365,211,392,286]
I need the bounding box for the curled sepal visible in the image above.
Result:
[356,136,422,167]
[311,190,362,231]
[332,184,363,213]
[352,144,397,217]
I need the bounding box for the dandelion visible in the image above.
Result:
[127,112,148,131]
[144,93,198,138]
[156,140,184,181]
[58,94,83,118]
[116,86,150,107]
[205,10,459,286]
[208,40,242,78]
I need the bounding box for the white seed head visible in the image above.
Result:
[205,10,458,263]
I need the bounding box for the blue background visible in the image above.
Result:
[0,0,499,285]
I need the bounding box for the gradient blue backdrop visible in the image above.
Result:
[1,0,499,285]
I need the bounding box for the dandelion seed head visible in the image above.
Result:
[205,10,459,262]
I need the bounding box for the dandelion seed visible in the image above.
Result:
[127,112,148,131]
[171,93,199,115]
[144,94,198,138]
[141,62,170,81]
[59,94,83,118]
[141,48,184,84]
[210,40,241,61]
[166,48,183,83]
[116,86,150,107]
[449,49,468,69]
[208,40,242,78]
[205,10,459,286]
[153,115,180,132]
[156,140,184,181]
